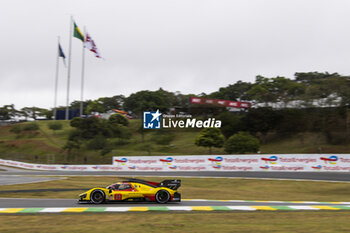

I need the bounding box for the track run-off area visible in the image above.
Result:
[2,165,350,213]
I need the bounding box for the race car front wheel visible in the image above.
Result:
[90,190,105,204]
[155,190,170,204]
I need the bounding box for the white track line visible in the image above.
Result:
[105,207,130,212]
[40,208,67,213]
[227,206,256,211]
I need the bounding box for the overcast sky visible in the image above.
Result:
[1,0,350,109]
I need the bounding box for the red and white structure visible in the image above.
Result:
[190,97,251,109]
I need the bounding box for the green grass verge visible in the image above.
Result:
[1,176,350,202]
[1,212,350,233]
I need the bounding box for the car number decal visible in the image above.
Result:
[114,194,122,200]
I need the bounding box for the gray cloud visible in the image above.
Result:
[1,0,350,109]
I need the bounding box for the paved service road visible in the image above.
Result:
[2,165,350,183]
[0,176,65,186]
[0,198,348,208]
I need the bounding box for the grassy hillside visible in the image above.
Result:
[1,120,350,165]
[0,120,221,164]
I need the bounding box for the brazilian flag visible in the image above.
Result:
[73,22,84,42]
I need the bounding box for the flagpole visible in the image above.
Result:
[66,16,73,120]
[80,26,86,117]
[53,36,60,120]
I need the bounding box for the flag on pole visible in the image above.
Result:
[58,43,66,66]
[73,22,84,42]
[84,32,103,58]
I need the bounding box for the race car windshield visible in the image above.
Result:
[118,184,132,190]
[107,184,120,190]
[107,183,132,190]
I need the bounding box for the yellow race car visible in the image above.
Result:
[78,178,181,204]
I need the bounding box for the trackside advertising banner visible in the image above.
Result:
[2,154,350,172]
[113,154,350,172]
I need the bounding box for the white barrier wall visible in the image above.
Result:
[1,154,350,172]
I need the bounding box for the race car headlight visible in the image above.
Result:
[79,193,87,199]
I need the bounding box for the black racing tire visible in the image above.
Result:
[90,189,105,204]
[155,190,171,204]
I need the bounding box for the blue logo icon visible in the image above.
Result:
[143,110,162,129]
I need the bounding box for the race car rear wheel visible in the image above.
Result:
[155,190,170,204]
[90,190,105,204]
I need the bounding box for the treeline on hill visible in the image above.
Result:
[2,72,350,146]
[218,107,350,145]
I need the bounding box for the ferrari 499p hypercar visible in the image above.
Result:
[78,178,181,204]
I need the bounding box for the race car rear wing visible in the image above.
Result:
[121,177,181,190]
[157,180,181,190]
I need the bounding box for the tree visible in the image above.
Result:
[86,100,105,114]
[70,117,109,139]
[241,107,281,143]
[99,95,125,110]
[123,88,178,115]
[209,81,252,101]
[23,122,39,131]
[224,131,259,154]
[48,121,63,134]
[194,128,225,153]
[10,124,22,135]
[87,134,107,150]
[217,112,243,138]
[270,76,305,107]
[42,109,53,120]
[295,72,350,108]
[20,107,48,120]
[109,114,129,126]
[85,95,126,114]
[70,101,89,115]
[70,117,84,128]
[63,139,82,162]
[0,104,16,120]
[295,72,340,85]
[245,75,276,106]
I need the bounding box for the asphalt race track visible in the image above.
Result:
[0,176,64,186]
[2,165,350,211]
